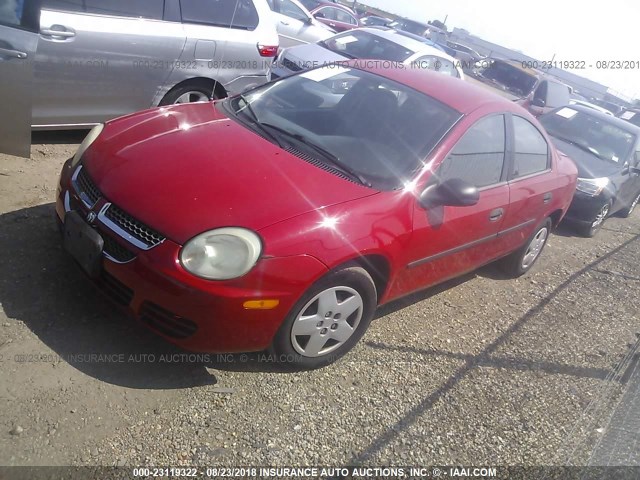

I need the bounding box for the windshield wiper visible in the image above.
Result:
[552,135,611,162]
[230,97,283,148]
[260,123,372,187]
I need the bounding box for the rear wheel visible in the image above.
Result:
[499,218,552,277]
[159,81,218,106]
[578,201,611,237]
[620,192,640,218]
[270,266,377,370]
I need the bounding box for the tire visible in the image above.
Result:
[620,192,640,218]
[578,201,611,237]
[270,266,377,370]
[159,82,217,106]
[499,218,552,277]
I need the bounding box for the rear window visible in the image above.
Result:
[180,0,259,30]
[41,0,164,19]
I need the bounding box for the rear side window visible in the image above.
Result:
[180,0,259,30]
[41,0,164,19]
[438,115,506,188]
[512,116,549,178]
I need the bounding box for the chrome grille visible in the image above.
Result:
[102,232,136,263]
[104,204,165,248]
[75,167,102,206]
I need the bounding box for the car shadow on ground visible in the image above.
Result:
[0,204,217,389]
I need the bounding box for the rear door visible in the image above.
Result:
[33,0,185,127]
[401,114,511,293]
[0,0,39,157]
[501,114,558,249]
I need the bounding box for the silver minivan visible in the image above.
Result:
[0,0,279,157]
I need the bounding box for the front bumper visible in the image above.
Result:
[56,159,328,352]
[563,191,610,226]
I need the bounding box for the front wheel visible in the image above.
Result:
[270,266,377,370]
[578,201,611,237]
[620,192,640,218]
[499,218,552,277]
[159,82,216,106]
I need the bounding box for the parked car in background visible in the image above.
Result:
[308,1,360,32]
[267,0,334,48]
[2,0,278,144]
[466,59,571,117]
[619,109,640,128]
[369,26,450,55]
[271,28,464,80]
[568,98,614,116]
[56,64,577,368]
[360,15,392,27]
[592,99,625,117]
[443,41,485,71]
[539,105,640,236]
[387,18,430,37]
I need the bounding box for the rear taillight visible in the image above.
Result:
[257,44,278,57]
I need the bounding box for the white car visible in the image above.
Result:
[267,0,334,49]
[270,27,464,80]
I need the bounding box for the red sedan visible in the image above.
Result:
[309,2,361,31]
[56,64,577,369]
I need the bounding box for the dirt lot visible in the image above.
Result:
[1,136,639,469]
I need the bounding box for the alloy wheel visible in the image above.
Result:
[592,203,610,229]
[174,91,210,104]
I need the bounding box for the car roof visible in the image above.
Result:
[355,28,455,62]
[391,18,429,28]
[350,62,527,115]
[553,104,640,134]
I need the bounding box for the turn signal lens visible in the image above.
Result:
[243,299,280,310]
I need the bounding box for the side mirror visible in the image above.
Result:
[313,12,326,19]
[531,97,546,108]
[419,178,480,209]
[631,166,640,175]
[305,16,313,24]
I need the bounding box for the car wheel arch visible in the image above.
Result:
[321,253,391,305]
[158,77,227,106]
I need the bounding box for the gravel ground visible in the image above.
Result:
[0,137,639,470]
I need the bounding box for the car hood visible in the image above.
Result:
[83,102,376,245]
[550,138,621,178]
[283,42,347,65]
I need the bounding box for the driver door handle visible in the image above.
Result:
[41,28,75,38]
[0,47,27,59]
[489,208,504,222]
[279,20,290,26]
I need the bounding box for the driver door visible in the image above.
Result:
[0,0,39,158]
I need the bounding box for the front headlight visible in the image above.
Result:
[179,228,262,280]
[71,123,104,167]
[576,177,609,196]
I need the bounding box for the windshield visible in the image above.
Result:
[479,60,537,96]
[540,107,636,164]
[226,67,461,189]
[322,30,416,62]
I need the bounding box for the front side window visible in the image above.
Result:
[181,0,259,30]
[278,0,308,21]
[512,116,549,178]
[333,9,356,25]
[438,115,506,188]
[226,66,461,189]
[0,0,24,26]
[42,0,164,19]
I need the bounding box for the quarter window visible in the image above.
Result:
[41,0,164,19]
[438,115,506,188]
[512,116,549,178]
[180,0,259,30]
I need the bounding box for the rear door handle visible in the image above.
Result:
[489,208,504,222]
[0,47,27,59]
[543,192,553,204]
[41,27,75,38]
[279,20,290,26]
